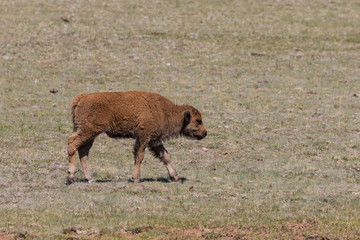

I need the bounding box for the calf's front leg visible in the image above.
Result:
[149,142,179,181]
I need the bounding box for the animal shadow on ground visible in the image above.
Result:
[65,178,124,185]
[66,177,187,185]
[139,177,187,183]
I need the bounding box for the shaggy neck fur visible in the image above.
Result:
[162,104,192,141]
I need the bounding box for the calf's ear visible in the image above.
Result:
[184,111,191,124]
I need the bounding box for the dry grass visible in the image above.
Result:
[1,0,360,239]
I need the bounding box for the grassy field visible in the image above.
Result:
[1,0,360,239]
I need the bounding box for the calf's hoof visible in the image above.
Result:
[170,176,180,182]
[67,169,79,185]
[87,179,95,183]
[132,177,141,183]
[66,176,75,185]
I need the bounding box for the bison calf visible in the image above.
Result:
[67,91,207,183]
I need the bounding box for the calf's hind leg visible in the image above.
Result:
[149,142,179,181]
[67,130,96,183]
[68,132,81,182]
[78,140,94,182]
[132,137,148,183]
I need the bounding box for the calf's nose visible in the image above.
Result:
[203,131,207,138]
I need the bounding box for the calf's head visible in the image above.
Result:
[182,107,207,140]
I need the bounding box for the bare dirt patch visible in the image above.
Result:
[0,231,36,240]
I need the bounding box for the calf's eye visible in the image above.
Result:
[196,119,202,124]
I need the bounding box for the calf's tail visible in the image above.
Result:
[71,94,83,132]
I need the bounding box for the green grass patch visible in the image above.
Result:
[1,0,360,238]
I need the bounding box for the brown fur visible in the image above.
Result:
[67,91,207,183]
